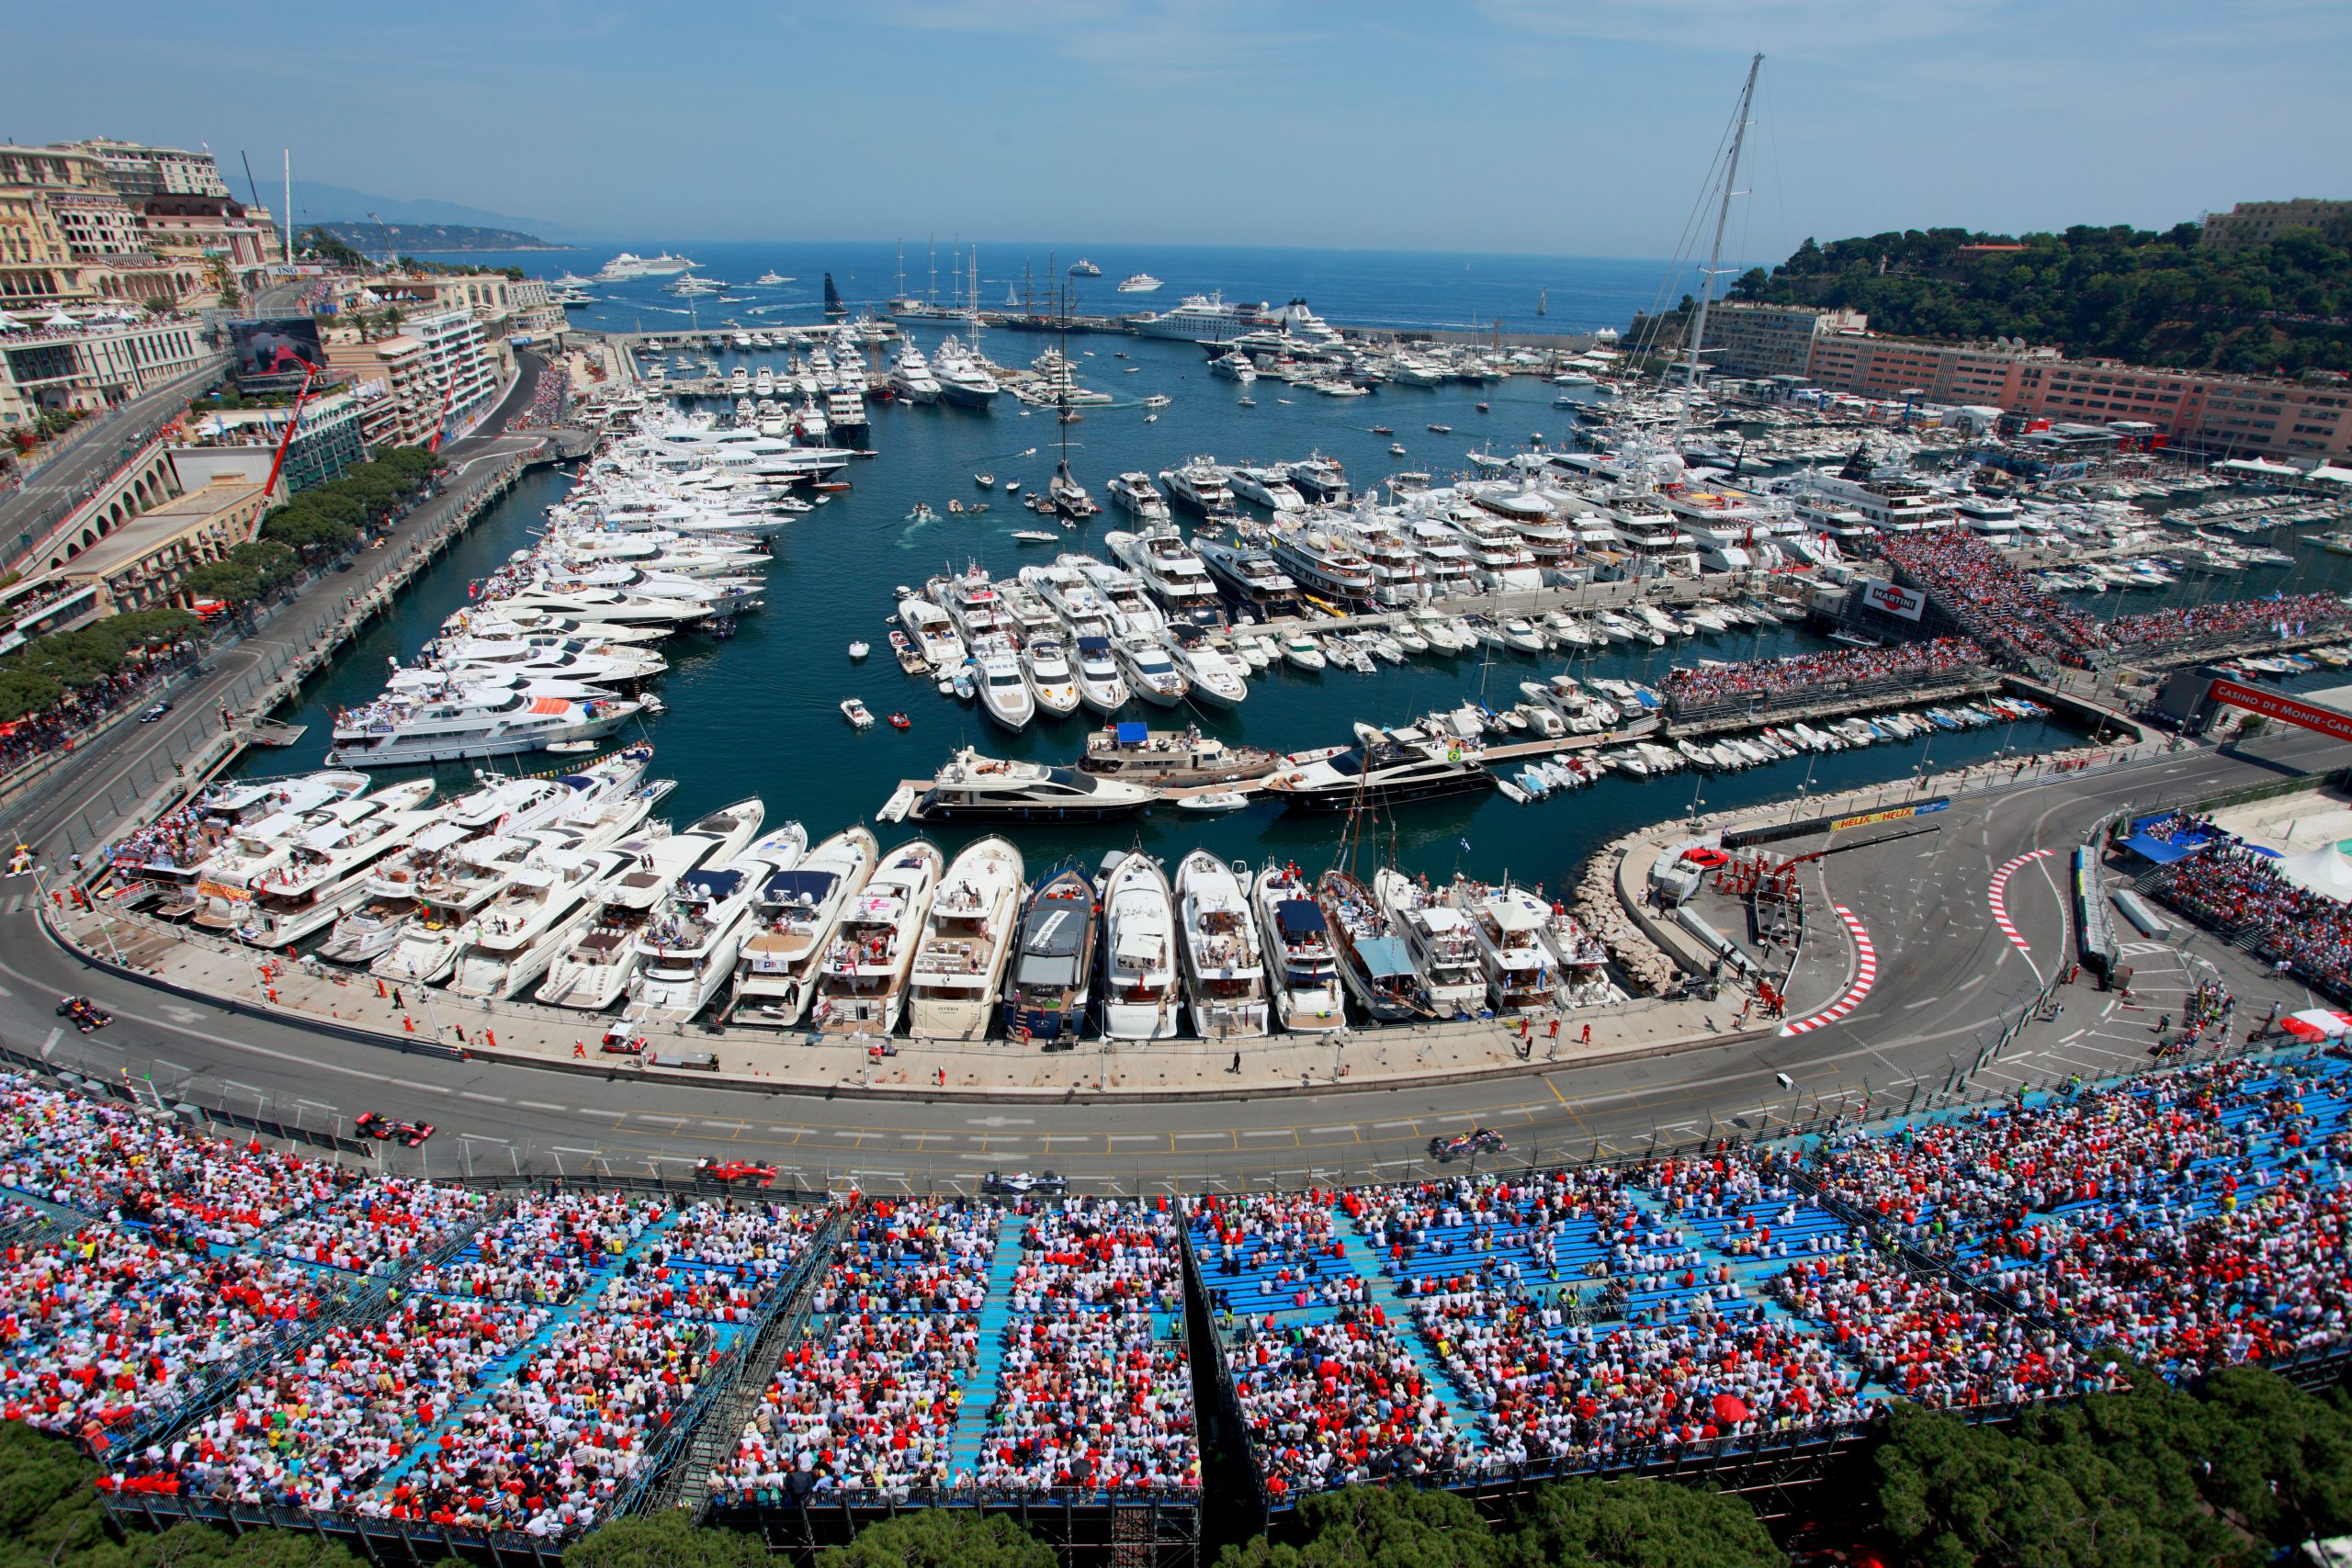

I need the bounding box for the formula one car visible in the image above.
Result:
[355,1111,435,1146]
[55,996,112,1032]
[984,1169,1069,1196]
[1427,1127,1507,1163]
[696,1158,776,1187]
[140,701,171,724]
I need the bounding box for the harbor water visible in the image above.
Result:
[237,327,2115,900]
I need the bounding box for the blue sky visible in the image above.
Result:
[14,0,2348,257]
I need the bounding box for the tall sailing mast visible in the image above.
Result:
[1680,52,1763,390]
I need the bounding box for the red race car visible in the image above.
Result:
[697,1158,776,1187]
[355,1111,436,1146]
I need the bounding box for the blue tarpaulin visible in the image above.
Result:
[1114,720,1148,743]
[2120,813,2220,865]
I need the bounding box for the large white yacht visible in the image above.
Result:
[1075,557,1167,637]
[1113,635,1191,707]
[1105,472,1174,524]
[1070,636,1129,713]
[1131,292,1254,344]
[326,685,641,768]
[628,825,806,1026]
[1252,863,1346,1032]
[443,842,639,1001]
[729,828,878,1028]
[905,748,1154,825]
[1163,625,1247,707]
[1022,560,1118,641]
[1105,523,1222,625]
[975,649,1035,731]
[1021,636,1082,718]
[1206,350,1259,383]
[1100,852,1179,1040]
[812,838,944,1036]
[931,338,1001,409]
[1172,851,1269,1038]
[1374,868,1488,1020]
[370,832,562,986]
[905,836,1025,1041]
[888,341,942,404]
[211,781,439,947]
[1158,457,1231,514]
[1453,879,1566,1013]
[535,799,763,1010]
[897,596,967,670]
[1193,538,1303,621]
[1269,526,1377,604]
[1225,466,1305,512]
[320,772,589,965]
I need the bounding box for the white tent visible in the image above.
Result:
[2276,842,2352,901]
[43,310,76,329]
[0,310,20,332]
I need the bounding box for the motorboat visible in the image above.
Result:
[326,684,641,768]
[216,782,441,948]
[1117,272,1163,293]
[1279,630,1327,671]
[1098,852,1179,1041]
[536,798,764,1010]
[1207,350,1259,383]
[906,748,1155,824]
[842,697,876,728]
[1076,557,1169,637]
[1269,528,1376,604]
[1194,538,1303,620]
[1177,791,1251,814]
[1173,851,1270,1038]
[1261,731,1495,812]
[888,341,942,403]
[1225,466,1306,512]
[1159,457,1231,514]
[811,838,944,1036]
[1112,635,1191,706]
[975,650,1035,730]
[1107,522,1223,624]
[443,842,640,1001]
[729,828,879,1027]
[897,596,967,669]
[1002,865,1098,1045]
[1106,471,1174,524]
[1252,863,1346,1032]
[1318,869,1423,1022]
[1079,724,1281,784]
[1070,636,1129,712]
[1454,879,1568,1012]
[628,827,806,1027]
[1022,636,1083,717]
[1373,867,1487,1019]
[369,832,562,987]
[1163,625,1247,707]
[906,836,1025,1041]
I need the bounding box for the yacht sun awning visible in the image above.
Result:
[762,868,841,906]
[1275,899,1327,937]
[1355,935,1417,978]
[680,868,745,900]
[1114,720,1148,743]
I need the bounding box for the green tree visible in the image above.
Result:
[560,1511,769,1568]
[816,1509,1057,1568]
[1216,1484,1506,1568]
[180,560,262,607]
[1502,1476,1781,1568]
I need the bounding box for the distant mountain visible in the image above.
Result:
[315,220,569,254]
[281,180,607,244]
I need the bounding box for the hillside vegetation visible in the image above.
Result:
[1729,222,2352,375]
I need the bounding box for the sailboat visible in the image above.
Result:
[822,272,844,318]
[1536,288,1547,317]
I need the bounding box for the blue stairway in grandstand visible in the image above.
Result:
[375,1212,682,1487]
[944,1208,1025,1478]
[1611,1184,1808,1327]
[1333,1218,1481,1449]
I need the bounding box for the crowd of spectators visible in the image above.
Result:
[1876,529,2108,660]
[4,1033,2352,1532]
[2105,592,2352,655]
[0,1220,330,1437]
[1661,637,1987,716]
[357,1275,712,1536]
[2152,838,2352,994]
[1193,1191,1466,1498]
[706,1199,999,1503]
[974,1198,1196,1495]
[1788,1053,2352,1379]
